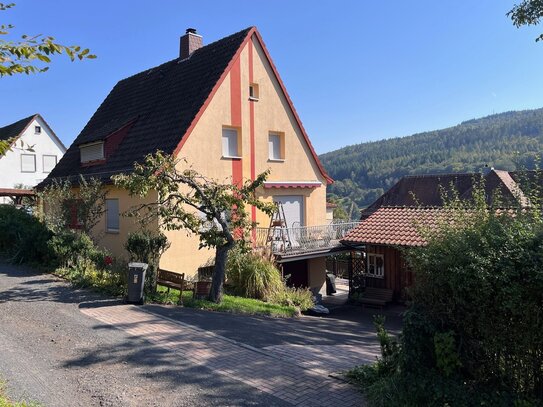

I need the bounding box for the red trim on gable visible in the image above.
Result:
[104,119,136,159]
[173,27,257,156]
[230,58,243,187]
[172,27,332,185]
[252,31,332,184]
[248,41,257,225]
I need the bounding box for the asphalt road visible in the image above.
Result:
[0,264,289,407]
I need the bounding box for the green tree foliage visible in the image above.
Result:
[321,108,543,209]
[125,230,170,293]
[0,3,95,156]
[0,204,51,263]
[508,0,543,41]
[113,151,275,303]
[0,3,95,76]
[38,176,106,235]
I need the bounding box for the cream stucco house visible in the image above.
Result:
[41,27,357,292]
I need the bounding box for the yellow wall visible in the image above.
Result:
[91,186,159,260]
[159,34,328,281]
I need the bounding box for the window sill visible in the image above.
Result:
[268,158,285,163]
[248,96,259,102]
[222,155,242,160]
[106,229,120,234]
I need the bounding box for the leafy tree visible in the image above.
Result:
[113,151,275,303]
[0,2,95,155]
[38,176,106,235]
[508,0,543,41]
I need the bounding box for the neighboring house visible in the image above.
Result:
[0,114,66,203]
[41,27,354,292]
[341,169,535,301]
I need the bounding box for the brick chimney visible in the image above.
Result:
[179,28,203,59]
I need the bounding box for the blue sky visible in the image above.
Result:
[2,1,543,154]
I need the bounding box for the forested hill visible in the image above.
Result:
[320,108,543,214]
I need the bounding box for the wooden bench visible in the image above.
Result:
[157,269,191,305]
[360,287,394,309]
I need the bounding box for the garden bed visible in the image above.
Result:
[149,287,299,318]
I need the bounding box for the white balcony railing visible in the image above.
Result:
[254,221,360,256]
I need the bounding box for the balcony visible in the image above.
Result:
[254,221,361,259]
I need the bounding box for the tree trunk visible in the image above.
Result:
[208,243,232,303]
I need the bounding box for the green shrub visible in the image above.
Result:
[348,191,543,405]
[267,286,314,311]
[125,230,169,293]
[226,246,283,299]
[0,204,52,264]
[48,230,105,268]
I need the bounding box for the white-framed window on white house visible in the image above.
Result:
[21,154,36,173]
[106,199,120,233]
[42,155,57,173]
[222,127,241,158]
[367,253,385,278]
[80,142,105,163]
[268,132,284,161]
[34,125,41,134]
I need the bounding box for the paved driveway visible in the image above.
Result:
[0,264,402,406]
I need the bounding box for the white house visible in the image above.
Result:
[0,114,66,196]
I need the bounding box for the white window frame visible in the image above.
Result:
[42,155,57,173]
[268,132,284,161]
[80,141,105,163]
[249,83,259,101]
[222,127,241,159]
[34,125,41,134]
[21,154,36,173]
[366,253,385,279]
[105,199,120,233]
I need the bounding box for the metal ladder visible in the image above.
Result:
[267,202,292,252]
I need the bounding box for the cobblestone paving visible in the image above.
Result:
[81,304,365,407]
[262,344,380,376]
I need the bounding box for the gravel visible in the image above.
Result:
[0,264,288,407]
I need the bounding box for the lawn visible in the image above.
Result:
[149,287,299,318]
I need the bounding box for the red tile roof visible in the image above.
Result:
[343,206,446,247]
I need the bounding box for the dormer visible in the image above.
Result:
[80,141,105,165]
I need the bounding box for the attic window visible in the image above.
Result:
[80,142,105,163]
[249,83,259,101]
[34,126,41,134]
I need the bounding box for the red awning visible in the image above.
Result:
[263,181,321,189]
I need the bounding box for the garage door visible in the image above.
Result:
[273,195,304,228]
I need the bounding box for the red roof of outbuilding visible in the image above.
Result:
[342,206,446,247]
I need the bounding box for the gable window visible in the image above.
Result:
[34,125,41,134]
[21,154,36,173]
[249,83,259,101]
[268,132,284,161]
[106,199,120,233]
[43,155,57,173]
[222,127,241,158]
[367,253,385,278]
[80,142,105,163]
